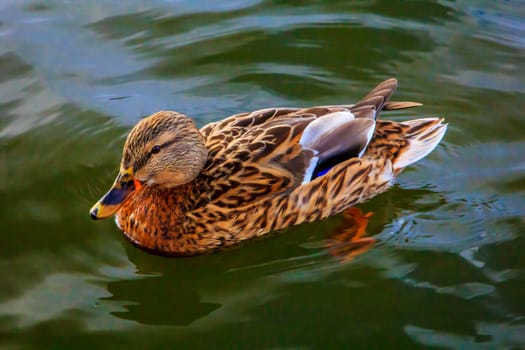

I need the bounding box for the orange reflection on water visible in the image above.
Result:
[326,207,376,262]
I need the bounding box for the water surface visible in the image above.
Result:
[1,1,524,349]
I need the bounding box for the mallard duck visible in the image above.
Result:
[90,79,446,256]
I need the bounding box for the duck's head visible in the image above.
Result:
[90,111,208,220]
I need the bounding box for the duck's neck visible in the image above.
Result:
[115,183,199,255]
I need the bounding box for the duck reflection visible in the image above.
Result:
[326,207,376,262]
[104,273,220,326]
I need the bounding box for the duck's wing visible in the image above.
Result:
[196,79,417,208]
[199,115,315,208]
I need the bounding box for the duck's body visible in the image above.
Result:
[91,79,446,256]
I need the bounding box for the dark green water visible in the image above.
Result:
[1,1,524,349]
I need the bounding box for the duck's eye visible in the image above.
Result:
[150,145,161,154]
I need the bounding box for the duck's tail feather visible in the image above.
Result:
[349,78,399,119]
[383,101,423,110]
[393,118,447,170]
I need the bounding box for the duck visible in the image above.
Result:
[90,79,446,256]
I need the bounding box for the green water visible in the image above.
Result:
[1,1,524,349]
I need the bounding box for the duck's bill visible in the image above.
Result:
[90,171,141,220]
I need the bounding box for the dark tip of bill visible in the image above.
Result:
[90,208,99,220]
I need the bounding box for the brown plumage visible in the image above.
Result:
[90,78,447,256]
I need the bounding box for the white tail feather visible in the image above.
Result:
[394,118,447,170]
